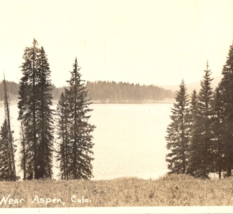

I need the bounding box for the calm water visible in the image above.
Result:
[0,103,172,180]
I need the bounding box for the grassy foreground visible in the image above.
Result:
[1,174,233,207]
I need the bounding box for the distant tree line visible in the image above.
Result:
[85,81,175,102]
[0,39,95,181]
[166,43,233,179]
[0,81,19,100]
[1,81,175,102]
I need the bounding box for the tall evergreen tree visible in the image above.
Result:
[0,76,16,181]
[166,80,190,174]
[4,76,16,181]
[187,90,199,175]
[0,120,11,180]
[18,39,39,179]
[65,58,96,179]
[218,43,233,177]
[36,47,54,179]
[18,39,54,179]
[56,90,70,180]
[188,62,214,178]
[212,87,225,178]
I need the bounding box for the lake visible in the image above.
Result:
[0,103,172,180]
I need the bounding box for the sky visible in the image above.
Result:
[0,0,233,87]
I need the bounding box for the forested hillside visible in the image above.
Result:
[85,81,175,102]
[0,80,175,102]
[0,81,19,100]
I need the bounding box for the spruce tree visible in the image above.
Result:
[66,58,96,179]
[56,90,71,180]
[18,39,54,179]
[18,39,39,179]
[36,47,54,179]
[218,43,233,176]
[0,120,11,180]
[4,76,16,181]
[212,87,224,178]
[189,62,214,178]
[0,76,16,181]
[166,80,189,174]
[187,90,199,175]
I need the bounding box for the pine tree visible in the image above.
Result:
[189,62,214,178]
[218,43,233,177]
[18,39,54,179]
[166,80,190,174]
[65,58,96,179]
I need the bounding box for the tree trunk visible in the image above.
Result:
[219,168,221,179]
[227,166,231,177]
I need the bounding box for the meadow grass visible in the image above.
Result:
[0,174,233,207]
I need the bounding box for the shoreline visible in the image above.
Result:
[90,100,175,104]
[0,99,175,106]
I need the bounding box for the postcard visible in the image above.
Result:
[0,0,233,213]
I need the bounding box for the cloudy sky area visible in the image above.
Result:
[0,0,233,87]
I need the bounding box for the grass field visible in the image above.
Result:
[0,174,233,208]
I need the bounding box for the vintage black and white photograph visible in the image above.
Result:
[0,0,233,213]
